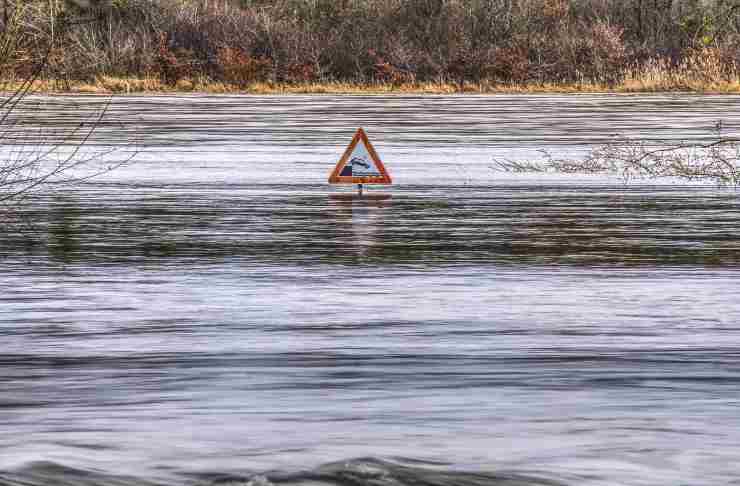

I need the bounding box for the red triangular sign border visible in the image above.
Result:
[328,128,392,185]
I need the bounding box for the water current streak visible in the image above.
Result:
[2,95,740,486]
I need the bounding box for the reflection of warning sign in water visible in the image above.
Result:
[329,128,392,185]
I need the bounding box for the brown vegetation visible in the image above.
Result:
[1,0,740,93]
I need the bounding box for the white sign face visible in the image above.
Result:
[338,140,382,177]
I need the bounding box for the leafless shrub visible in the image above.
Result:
[489,44,531,83]
[0,100,131,204]
[217,46,272,86]
[283,61,319,84]
[155,32,201,85]
[580,22,628,85]
[0,0,136,210]
[368,49,415,86]
[493,126,740,186]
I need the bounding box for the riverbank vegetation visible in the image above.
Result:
[1,0,740,94]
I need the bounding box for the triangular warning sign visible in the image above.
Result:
[328,128,392,185]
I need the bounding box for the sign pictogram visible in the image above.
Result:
[328,128,392,185]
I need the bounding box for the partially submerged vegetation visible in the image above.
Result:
[494,126,740,185]
[1,0,740,94]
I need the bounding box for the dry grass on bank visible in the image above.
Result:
[620,50,740,93]
[4,71,740,96]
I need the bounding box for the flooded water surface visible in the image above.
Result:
[2,94,740,486]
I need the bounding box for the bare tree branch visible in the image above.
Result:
[493,126,740,186]
[0,0,135,210]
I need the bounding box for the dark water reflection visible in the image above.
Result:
[5,185,740,266]
[2,95,740,486]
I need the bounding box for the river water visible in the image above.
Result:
[1,94,740,486]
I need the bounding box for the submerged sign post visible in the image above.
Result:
[328,128,392,194]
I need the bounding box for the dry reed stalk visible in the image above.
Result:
[622,49,740,93]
